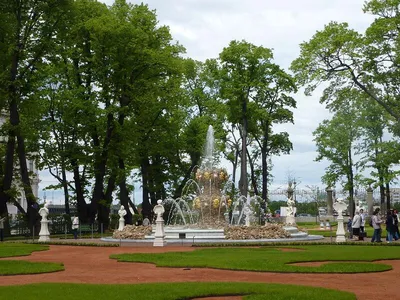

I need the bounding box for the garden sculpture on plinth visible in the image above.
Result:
[38,202,50,242]
[118,205,127,231]
[333,199,347,243]
[153,200,166,247]
[285,196,296,225]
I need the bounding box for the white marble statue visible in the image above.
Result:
[38,202,50,242]
[153,200,166,247]
[118,205,127,231]
[285,196,296,225]
[333,198,347,243]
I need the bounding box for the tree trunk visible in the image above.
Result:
[386,182,391,211]
[71,159,89,221]
[119,158,133,224]
[61,166,70,215]
[246,148,258,196]
[240,96,248,196]
[348,148,355,218]
[16,134,39,231]
[261,122,270,203]
[141,157,152,219]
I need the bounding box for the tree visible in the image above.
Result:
[290,0,400,128]
[210,40,296,202]
[247,64,297,202]
[0,0,72,229]
[313,101,360,217]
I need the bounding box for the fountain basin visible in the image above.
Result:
[146,227,225,240]
[102,225,322,243]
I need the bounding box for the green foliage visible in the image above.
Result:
[0,282,356,300]
[111,245,396,273]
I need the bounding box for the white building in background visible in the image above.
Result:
[391,188,400,203]
[0,113,39,216]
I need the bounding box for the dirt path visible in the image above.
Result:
[0,244,397,300]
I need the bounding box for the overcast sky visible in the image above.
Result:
[39,0,376,204]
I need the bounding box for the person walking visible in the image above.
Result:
[371,208,383,243]
[393,210,399,240]
[72,216,79,240]
[347,217,353,239]
[359,209,367,239]
[386,210,396,243]
[0,215,6,242]
[352,211,362,241]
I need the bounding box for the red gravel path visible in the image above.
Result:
[1,244,398,300]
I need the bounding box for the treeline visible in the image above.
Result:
[0,0,296,229]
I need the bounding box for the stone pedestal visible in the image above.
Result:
[38,203,50,242]
[333,200,347,243]
[367,186,373,215]
[286,215,296,225]
[153,200,166,247]
[39,220,50,242]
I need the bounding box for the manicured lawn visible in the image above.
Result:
[0,243,49,258]
[0,282,356,300]
[111,245,399,273]
[0,260,64,275]
[307,227,378,238]
[0,243,64,275]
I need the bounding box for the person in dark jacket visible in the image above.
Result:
[386,210,395,243]
[347,217,353,239]
[393,210,399,240]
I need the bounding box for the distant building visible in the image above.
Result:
[390,188,400,203]
[46,204,120,215]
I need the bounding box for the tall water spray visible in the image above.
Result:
[203,125,215,170]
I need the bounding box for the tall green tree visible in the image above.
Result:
[313,102,360,217]
[0,0,72,229]
[290,0,400,128]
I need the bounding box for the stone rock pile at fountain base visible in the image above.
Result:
[112,225,152,239]
[224,224,291,240]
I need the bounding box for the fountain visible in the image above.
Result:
[104,125,323,243]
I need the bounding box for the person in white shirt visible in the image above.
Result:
[72,216,79,239]
[352,211,361,240]
[359,209,366,232]
[371,208,383,243]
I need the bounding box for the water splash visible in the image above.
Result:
[202,125,215,170]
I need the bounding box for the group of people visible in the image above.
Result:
[347,209,367,241]
[347,208,400,243]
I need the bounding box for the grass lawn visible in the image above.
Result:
[111,245,399,273]
[307,227,377,238]
[0,243,49,258]
[0,243,64,275]
[0,282,356,300]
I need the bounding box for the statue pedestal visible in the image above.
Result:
[335,216,346,243]
[118,218,125,231]
[286,215,296,226]
[333,200,347,243]
[153,200,166,247]
[38,220,50,242]
[153,219,166,247]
